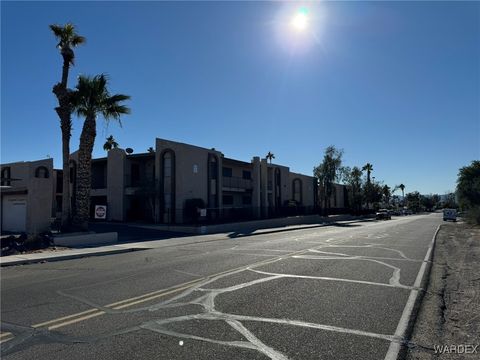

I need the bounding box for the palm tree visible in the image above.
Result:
[50,23,85,230]
[362,163,373,183]
[362,163,373,209]
[103,135,119,151]
[382,185,391,206]
[266,151,275,164]
[71,75,130,230]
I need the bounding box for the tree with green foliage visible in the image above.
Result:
[71,75,130,230]
[314,146,344,216]
[344,166,363,214]
[382,185,391,207]
[456,160,480,224]
[50,23,86,230]
[406,191,421,213]
[420,195,434,211]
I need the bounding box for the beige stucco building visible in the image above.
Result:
[1,137,324,232]
[1,159,59,234]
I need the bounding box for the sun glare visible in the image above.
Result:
[291,12,308,31]
[291,7,310,32]
[274,4,326,54]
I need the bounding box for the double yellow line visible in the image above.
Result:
[0,277,203,344]
[0,247,305,345]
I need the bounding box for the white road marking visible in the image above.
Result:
[384,225,441,360]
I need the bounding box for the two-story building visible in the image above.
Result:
[1,137,324,233]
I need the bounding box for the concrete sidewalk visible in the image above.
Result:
[0,216,374,267]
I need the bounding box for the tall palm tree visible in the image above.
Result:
[362,163,373,183]
[362,163,373,209]
[103,135,119,151]
[71,75,130,230]
[266,151,275,164]
[50,23,85,230]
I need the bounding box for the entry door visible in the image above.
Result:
[1,195,27,232]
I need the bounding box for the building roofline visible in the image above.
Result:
[223,157,252,167]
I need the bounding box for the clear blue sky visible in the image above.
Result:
[2,1,479,195]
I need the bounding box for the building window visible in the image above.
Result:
[242,196,252,205]
[1,167,11,186]
[242,170,251,180]
[293,178,302,204]
[35,166,49,179]
[222,167,232,177]
[223,195,234,205]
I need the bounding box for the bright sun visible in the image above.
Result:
[291,8,309,31]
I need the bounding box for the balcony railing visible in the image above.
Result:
[222,176,253,190]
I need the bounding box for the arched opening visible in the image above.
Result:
[1,167,11,186]
[275,168,281,210]
[207,153,219,219]
[35,166,50,179]
[292,178,303,205]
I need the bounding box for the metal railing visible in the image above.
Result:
[222,176,253,190]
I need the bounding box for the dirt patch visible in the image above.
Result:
[406,222,480,359]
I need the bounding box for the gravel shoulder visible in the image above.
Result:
[406,221,480,359]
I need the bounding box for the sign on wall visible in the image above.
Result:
[94,205,107,220]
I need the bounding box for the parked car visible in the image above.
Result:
[376,209,391,220]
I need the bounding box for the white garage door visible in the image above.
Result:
[2,195,27,232]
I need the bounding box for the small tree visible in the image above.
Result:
[344,166,363,214]
[382,185,391,207]
[314,146,344,216]
[406,191,421,213]
[456,160,480,212]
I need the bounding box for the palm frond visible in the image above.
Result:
[49,24,64,38]
[71,35,86,46]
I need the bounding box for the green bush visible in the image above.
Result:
[465,206,480,226]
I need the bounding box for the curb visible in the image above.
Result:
[0,247,137,267]
[0,216,377,267]
[384,224,442,360]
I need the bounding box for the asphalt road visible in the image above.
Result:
[1,213,441,360]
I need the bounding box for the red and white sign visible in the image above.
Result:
[94,205,107,219]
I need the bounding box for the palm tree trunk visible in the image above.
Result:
[73,115,96,231]
[61,57,69,88]
[53,84,72,231]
